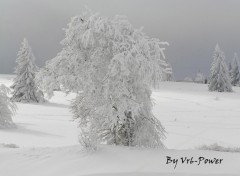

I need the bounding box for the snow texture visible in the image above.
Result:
[0,145,240,176]
[197,143,240,153]
[1,75,240,175]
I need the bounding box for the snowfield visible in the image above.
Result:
[0,74,240,175]
[153,82,240,149]
[1,145,239,176]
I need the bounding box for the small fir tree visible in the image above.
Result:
[0,84,17,128]
[230,53,240,86]
[208,44,232,92]
[11,38,44,103]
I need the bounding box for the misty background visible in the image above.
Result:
[1,0,240,80]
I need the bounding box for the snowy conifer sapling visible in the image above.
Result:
[208,44,232,92]
[39,11,167,148]
[230,53,240,86]
[11,38,44,103]
[0,84,17,128]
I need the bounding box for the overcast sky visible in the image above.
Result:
[1,0,240,80]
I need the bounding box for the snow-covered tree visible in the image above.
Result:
[11,38,44,103]
[0,84,17,128]
[230,53,240,86]
[184,76,193,82]
[38,11,168,148]
[164,63,175,81]
[194,71,205,84]
[208,44,232,92]
[36,48,81,98]
[228,62,232,74]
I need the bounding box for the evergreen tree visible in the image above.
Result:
[38,11,167,148]
[0,84,17,128]
[11,38,44,103]
[208,44,232,92]
[230,53,240,86]
[228,62,232,74]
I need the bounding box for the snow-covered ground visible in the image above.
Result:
[153,82,240,149]
[0,74,240,175]
[0,74,79,148]
[1,145,239,176]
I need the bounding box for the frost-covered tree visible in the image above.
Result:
[0,85,17,128]
[164,63,174,81]
[38,11,168,148]
[228,62,232,74]
[184,76,193,82]
[11,38,44,103]
[194,71,205,84]
[36,49,79,98]
[230,53,240,86]
[208,44,232,92]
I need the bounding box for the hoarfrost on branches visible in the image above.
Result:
[208,44,232,92]
[38,11,168,148]
[230,53,240,86]
[11,38,44,103]
[0,85,17,129]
